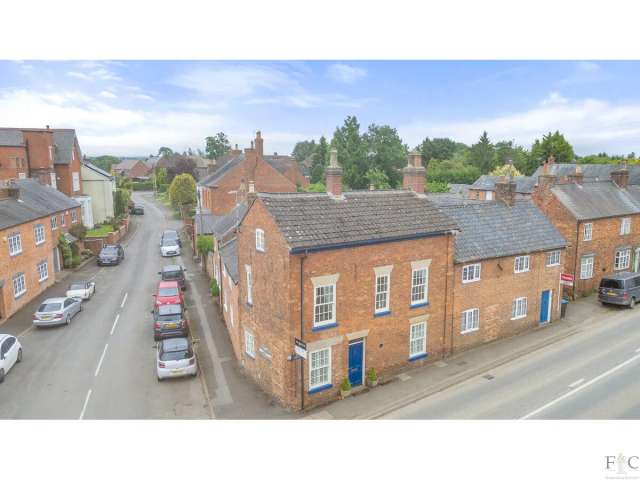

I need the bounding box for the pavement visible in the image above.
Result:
[0,192,294,419]
[305,295,640,419]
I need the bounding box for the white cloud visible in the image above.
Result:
[99,90,117,99]
[399,94,640,155]
[66,66,122,82]
[133,93,154,101]
[67,71,93,81]
[327,63,367,84]
[0,88,224,156]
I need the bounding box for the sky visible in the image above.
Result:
[1,60,639,157]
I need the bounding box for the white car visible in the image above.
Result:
[160,239,181,257]
[0,334,22,384]
[157,337,197,381]
[66,281,96,301]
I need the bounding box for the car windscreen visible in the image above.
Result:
[101,247,118,254]
[159,287,179,297]
[162,239,178,247]
[69,283,86,290]
[162,270,182,280]
[163,231,178,239]
[600,279,623,289]
[158,314,182,323]
[38,303,62,312]
[160,349,192,361]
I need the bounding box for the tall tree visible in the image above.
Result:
[418,137,467,166]
[89,155,121,173]
[169,173,197,208]
[494,141,531,175]
[167,155,197,180]
[363,124,407,187]
[292,140,317,165]
[468,131,497,174]
[205,132,231,160]
[530,131,575,170]
[158,146,173,157]
[310,136,329,184]
[331,116,368,189]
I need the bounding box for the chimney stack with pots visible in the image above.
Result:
[325,148,343,197]
[402,150,426,194]
[567,165,584,185]
[611,163,630,188]
[255,131,264,159]
[494,176,517,207]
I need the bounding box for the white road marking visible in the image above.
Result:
[94,344,109,377]
[636,347,640,353]
[79,389,92,420]
[120,292,128,308]
[17,325,35,338]
[110,314,120,335]
[568,378,585,388]
[521,353,640,419]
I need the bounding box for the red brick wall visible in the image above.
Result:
[127,161,151,178]
[23,130,55,171]
[0,146,29,181]
[238,199,456,410]
[451,250,563,352]
[0,217,56,320]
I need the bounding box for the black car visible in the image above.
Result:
[159,264,187,290]
[161,229,181,248]
[97,244,124,266]
[152,303,188,340]
[130,204,145,215]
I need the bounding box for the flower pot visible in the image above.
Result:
[367,378,379,388]
[340,389,352,399]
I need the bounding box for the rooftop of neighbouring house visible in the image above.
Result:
[426,194,567,263]
[470,175,537,194]
[219,238,239,284]
[194,202,248,237]
[0,178,80,230]
[550,181,640,220]
[532,163,640,185]
[258,189,459,253]
[197,153,244,187]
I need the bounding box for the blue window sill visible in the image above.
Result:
[308,383,333,395]
[410,302,428,309]
[409,353,428,362]
[312,322,338,332]
[374,310,391,317]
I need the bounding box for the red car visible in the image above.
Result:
[153,280,184,308]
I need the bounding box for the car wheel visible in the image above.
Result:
[157,376,162,382]
[630,298,636,309]
[17,348,22,363]
[0,369,4,384]
[66,314,71,325]
[79,303,83,313]
[154,335,160,341]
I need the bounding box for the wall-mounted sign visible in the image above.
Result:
[561,273,574,286]
[294,338,307,359]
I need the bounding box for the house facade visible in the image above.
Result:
[81,161,115,224]
[533,165,640,297]
[0,179,81,320]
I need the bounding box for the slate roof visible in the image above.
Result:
[194,202,248,237]
[532,163,640,185]
[550,181,640,220]
[82,161,113,179]
[447,183,471,196]
[427,195,567,263]
[0,179,80,230]
[219,238,239,284]
[197,153,244,187]
[264,155,295,175]
[470,175,537,194]
[259,190,458,252]
[52,130,77,165]
[0,129,24,146]
[112,159,140,171]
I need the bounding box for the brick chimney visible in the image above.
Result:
[567,165,584,185]
[255,131,264,160]
[325,148,343,197]
[402,150,426,194]
[247,180,257,202]
[0,182,20,200]
[611,164,630,188]
[494,176,517,207]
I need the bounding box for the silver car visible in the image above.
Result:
[156,337,197,381]
[32,297,83,327]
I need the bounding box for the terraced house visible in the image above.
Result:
[0,179,81,320]
[533,164,640,297]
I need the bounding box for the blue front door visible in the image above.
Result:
[540,290,552,324]
[348,340,364,386]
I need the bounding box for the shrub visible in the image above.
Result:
[210,279,220,297]
[132,181,154,191]
[197,235,214,257]
[169,173,197,209]
[366,368,378,382]
[58,234,73,268]
[81,249,94,258]
[69,223,87,241]
[71,255,82,268]
[340,378,352,391]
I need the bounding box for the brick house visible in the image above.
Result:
[112,159,151,179]
[0,179,82,320]
[218,238,242,360]
[429,179,567,353]
[197,132,306,216]
[235,150,458,410]
[532,162,640,185]
[468,174,536,200]
[533,165,640,297]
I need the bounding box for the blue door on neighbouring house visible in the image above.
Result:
[348,340,364,386]
[540,290,552,324]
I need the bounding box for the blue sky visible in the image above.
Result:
[1,60,639,156]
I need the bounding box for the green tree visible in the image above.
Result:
[292,140,317,165]
[530,131,575,171]
[89,155,121,173]
[310,136,329,184]
[169,173,197,209]
[468,131,497,174]
[301,183,327,193]
[196,235,214,256]
[427,157,481,185]
[158,147,173,157]
[365,168,391,189]
[418,137,467,166]
[113,188,131,216]
[331,116,368,189]
[154,167,168,187]
[58,233,73,269]
[490,164,523,177]
[205,132,231,160]
[363,124,407,187]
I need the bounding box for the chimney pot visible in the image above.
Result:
[495,177,516,206]
[611,167,630,188]
[325,148,343,197]
[402,150,426,194]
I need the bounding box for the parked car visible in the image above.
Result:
[32,297,82,327]
[66,281,96,301]
[598,272,640,308]
[152,304,188,341]
[0,334,22,384]
[97,244,124,266]
[161,230,182,247]
[129,204,145,215]
[156,337,197,381]
[153,280,184,308]
[160,238,181,257]
[158,265,187,290]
